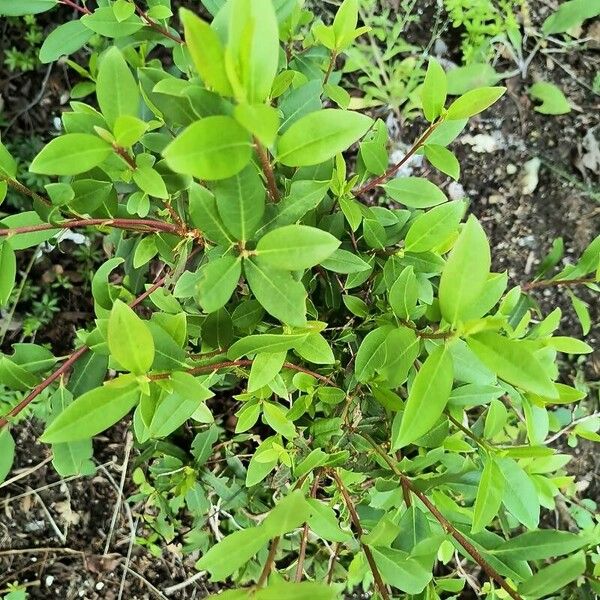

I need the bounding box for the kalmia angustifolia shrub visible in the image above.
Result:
[0,1,599,598]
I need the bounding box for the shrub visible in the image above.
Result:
[0,1,599,598]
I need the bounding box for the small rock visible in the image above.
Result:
[519,157,541,195]
[506,164,517,175]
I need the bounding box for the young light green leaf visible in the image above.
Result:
[41,382,140,443]
[96,46,140,127]
[424,144,460,180]
[108,300,155,375]
[180,8,232,96]
[0,0,57,15]
[389,266,418,319]
[467,332,558,399]
[277,109,372,167]
[499,458,540,530]
[196,527,270,581]
[528,82,571,115]
[227,333,308,359]
[392,345,453,449]
[196,255,241,314]
[421,58,447,122]
[213,165,266,242]
[39,20,93,64]
[0,429,15,483]
[446,86,506,120]
[0,242,16,307]
[163,116,252,180]
[332,0,358,49]
[542,0,600,34]
[472,457,504,533]
[256,225,340,271]
[518,551,586,599]
[30,134,112,175]
[262,490,312,537]
[438,215,491,325]
[382,176,448,208]
[248,351,287,392]
[404,200,465,253]
[244,258,307,327]
[370,546,432,594]
[234,103,280,147]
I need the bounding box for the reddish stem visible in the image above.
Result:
[0,218,181,237]
[0,276,167,430]
[134,5,184,45]
[522,277,595,291]
[59,0,91,15]
[354,121,441,196]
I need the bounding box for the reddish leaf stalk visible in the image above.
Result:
[522,277,595,291]
[134,5,184,45]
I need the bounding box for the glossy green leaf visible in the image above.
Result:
[439,215,490,325]
[518,551,586,599]
[248,351,287,392]
[393,345,453,449]
[277,109,372,167]
[180,8,232,96]
[30,134,112,175]
[472,457,504,533]
[491,530,594,561]
[197,255,241,313]
[468,332,557,399]
[499,458,540,530]
[228,333,308,359]
[244,259,307,327]
[163,116,252,180]
[41,381,140,443]
[389,266,418,319]
[424,144,460,180]
[261,490,312,537]
[542,0,600,34]
[108,300,155,375]
[256,225,340,271]
[382,177,448,208]
[370,546,432,594]
[421,58,447,122]
[96,47,140,127]
[0,0,56,15]
[39,20,93,64]
[446,86,506,120]
[0,242,16,307]
[404,200,465,253]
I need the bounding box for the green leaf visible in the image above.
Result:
[81,7,143,38]
[295,333,335,365]
[446,63,500,95]
[528,82,571,115]
[41,381,140,443]
[0,429,15,483]
[546,336,592,354]
[321,249,371,274]
[467,332,558,399]
[355,326,391,383]
[446,86,506,120]
[248,351,287,392]
[256,225,340,271]
[499,458,540,530]
[228,333,308,359]
[424,144,460,180]
[196,526,270,581]
[39,20,93,64]
[421,58,447,122]
[392,345,453,449]
[227,0,279,103]
[490,530,594,561]
[213,165,266,242]
[332,0,358,49]
[518,551,586,599]
[180,8,232,97]
[0,242,16,307]
[404,200,465,253]
[234,103,280,147]
[389,266,418,319]
[542,0,600,34]
[568,292,591,336]
[132,166,168,199]
[0,0,56,15]
[438,215,490,325]
[256,582,340,600]
[197,255,241,313]
[30,134,112,175]
[189,183,235,247]
[472,457,504,533]
[277,109,372,167]
[96,47,140,128]
[382,177,448,208]
[163,116,252,180]
[370,546,432,594]
[261,490,312,537]
[108,300,155,375]
[263,402,296,438]
[244,259,307,327]
[306,499,351,542]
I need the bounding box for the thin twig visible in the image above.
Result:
[361,434,523,600]
[295,475,320,582]
[257,536,280,587]
[0,456,53,490]
[331,471,390,600]
[163,571,206,596]
[354,120,441,196]
[30,487,67,544]
[254,139,280,202]
[323,51,338,85]
[134,4,183,45]
[522,277,596,291]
